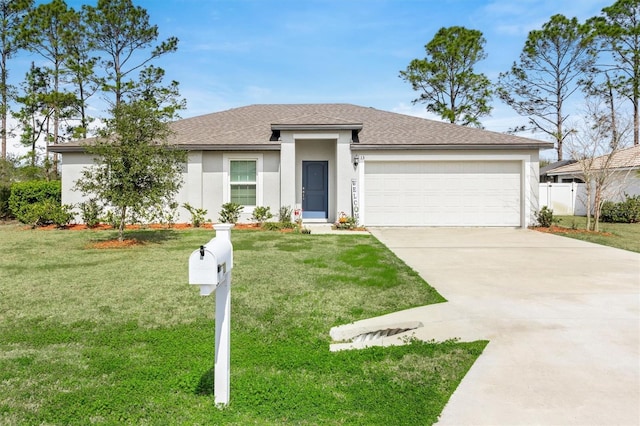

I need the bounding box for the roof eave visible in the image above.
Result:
[182,144,281,151]
[351,143,554,150]
[548,165,640,176]
[48,143,283,153]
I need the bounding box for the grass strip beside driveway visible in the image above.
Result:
[550,216,640,253]
[0,225,486,425]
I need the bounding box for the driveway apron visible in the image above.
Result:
[366,228,640,425]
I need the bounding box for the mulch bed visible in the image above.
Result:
[37,223,204,231]
[29,222,365,249]
[532,225,613,237]
[32,222,272,249]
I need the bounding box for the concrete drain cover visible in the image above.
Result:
[330,321,423,344]
[352,326,419,343]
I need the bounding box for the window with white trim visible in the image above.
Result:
[229,160,256,205]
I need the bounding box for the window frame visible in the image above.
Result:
[223,153,263,207]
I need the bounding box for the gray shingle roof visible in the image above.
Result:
[50,103,553,151]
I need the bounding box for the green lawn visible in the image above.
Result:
[0,224,486,425]
[552,216,640,253]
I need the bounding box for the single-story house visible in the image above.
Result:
[545,144,640,203]
[50,103,554,227]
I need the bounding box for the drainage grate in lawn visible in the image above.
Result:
[351,325,420,343]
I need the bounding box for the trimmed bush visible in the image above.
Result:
[251,206,273,224]
[79,199,103,228]
[0,184,12,220]
[535,205,557,227]
[20,199,73,228]
[600,195,640,223]
[9,180,62,224]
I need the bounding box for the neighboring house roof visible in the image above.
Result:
[49,103,553,152]
[547,145,640,176]
[540,160,576,176]
[540,160,577,182]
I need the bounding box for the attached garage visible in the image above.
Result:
[363,160,522,227]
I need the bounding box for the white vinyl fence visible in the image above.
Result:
[539,182,587,216]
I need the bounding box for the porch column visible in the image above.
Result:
[335,139,353,221]
[280,138,296,210]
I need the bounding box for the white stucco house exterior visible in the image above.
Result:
[49,104,553,227]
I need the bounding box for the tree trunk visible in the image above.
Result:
[585,185,592,232]
[1,53,6,160]
[118,206,127,242]
[593,187,601,232]
[557,88,563,161]
[635,99,639,146]
[607,73,618,150]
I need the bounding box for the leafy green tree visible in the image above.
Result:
[82,0,178,107]
[62,4,98,139]
[497,14,596,160]
[399,26,492,127]
[13,62,50,166]
[20,0,83,176]
[590,0,640,146]
[74,0,183,241]
[74,95,186,241]
[0,0,32,160]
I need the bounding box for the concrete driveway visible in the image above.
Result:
[336,228,640,425]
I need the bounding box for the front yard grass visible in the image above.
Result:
[552,216,640,253]
[0,224,486,425]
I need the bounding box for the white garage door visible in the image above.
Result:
[364,161,522,226]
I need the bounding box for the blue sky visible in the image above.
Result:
[12,0,613,158]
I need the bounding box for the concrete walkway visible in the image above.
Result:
[335,227,640,425]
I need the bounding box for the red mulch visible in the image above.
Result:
[31,222,267,249]
[532,225,613,237]
[35,222,270,232]
[35,222,210,231]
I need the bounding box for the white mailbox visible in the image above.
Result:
[187,223,234,406]
[188,232,233,296]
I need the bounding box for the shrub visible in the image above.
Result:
[79,199,103,228]
[219,202,243,224]
[160,201,180,227]
[50,204,74,228]
[0,184,12,220]
[21,199,73,228]
[9,180,62,224]
[278,205,293,223]
[621,195,640,223]
[600,195,640,223]
[600,201,619,223]
[251,206,273,224]
[183,203,208,227]
[535,206,557,227]
[103,210,122,229]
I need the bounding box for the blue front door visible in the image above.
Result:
[302,161,328,219]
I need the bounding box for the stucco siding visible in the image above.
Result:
[59,153,94,221]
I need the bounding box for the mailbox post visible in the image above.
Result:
[188,223,233,406]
